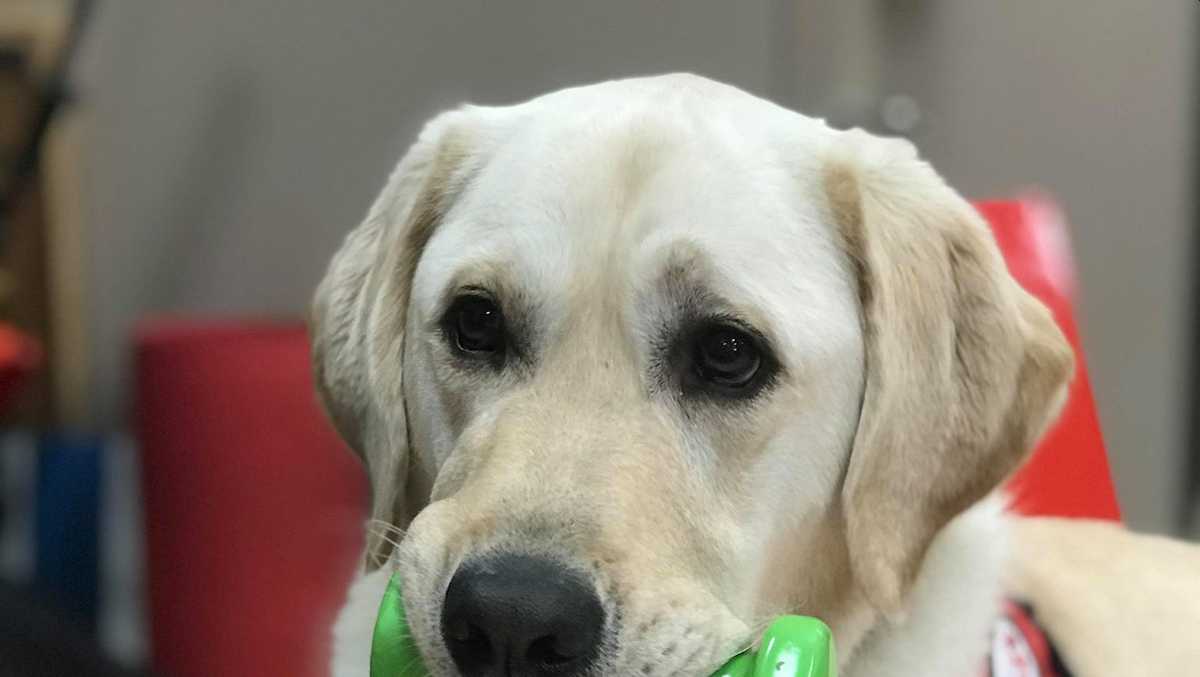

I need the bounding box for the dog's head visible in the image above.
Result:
[311,75,1072,676]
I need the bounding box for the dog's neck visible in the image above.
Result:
[843,497,1009,677]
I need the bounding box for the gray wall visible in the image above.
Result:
[77,2,1195,533]
[76,0,779,425]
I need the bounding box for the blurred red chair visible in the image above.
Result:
[133,198,1118,677]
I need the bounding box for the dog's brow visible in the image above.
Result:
[438,261,520,307]
[654,242,774,338]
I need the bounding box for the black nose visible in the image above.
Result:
[441,553,605,676]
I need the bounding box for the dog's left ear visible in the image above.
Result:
[824,130,1075,617]
[311,107,485,567]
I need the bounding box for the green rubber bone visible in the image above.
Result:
[371,573,836,677]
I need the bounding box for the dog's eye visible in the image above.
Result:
[693,324,761,389]
[447,294,505,355]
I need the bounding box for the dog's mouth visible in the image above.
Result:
[388,555,753,677]
[381,540,758,677]
[386,497,756,676]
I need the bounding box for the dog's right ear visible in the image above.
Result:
[824,129,1074,617]
[310,108,483,568]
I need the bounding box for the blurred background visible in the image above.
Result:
[0,1,1195,674]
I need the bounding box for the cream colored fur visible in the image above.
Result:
[1006,518,1200,676]
[312,74,1073,676]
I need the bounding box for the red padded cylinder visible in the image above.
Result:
[135,320,367,677]
[981,199,1122,521]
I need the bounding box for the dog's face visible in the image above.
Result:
[313,75,1072,676]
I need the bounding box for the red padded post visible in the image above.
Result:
[135,320,367,677]
[977,199,1122,521]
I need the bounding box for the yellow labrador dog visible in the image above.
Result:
[313,74,1075,677]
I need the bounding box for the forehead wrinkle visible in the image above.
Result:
[552,113,685,241]
[539,116,688,350]
[456,108,700,302]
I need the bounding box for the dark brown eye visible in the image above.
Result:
[694,324,761,388]
[447,294,505,354]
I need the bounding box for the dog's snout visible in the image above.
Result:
[441,553,604,676]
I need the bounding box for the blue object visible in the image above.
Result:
[34,432,102,626]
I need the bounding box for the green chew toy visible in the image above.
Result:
[371,573,836,677]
